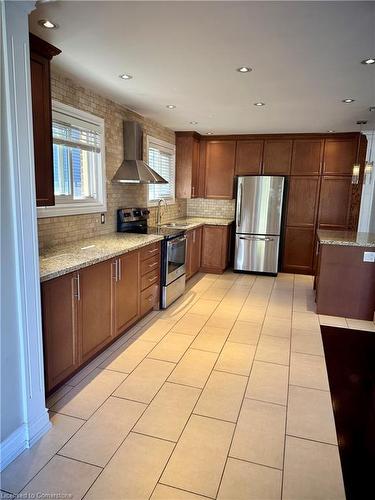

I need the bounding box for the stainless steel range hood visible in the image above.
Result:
[112,121,168,184]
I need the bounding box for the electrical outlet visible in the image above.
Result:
[363,251,375,263]
[101,213,106,224]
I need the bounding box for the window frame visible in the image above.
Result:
[146,135,176,206]
[37,101,107,218]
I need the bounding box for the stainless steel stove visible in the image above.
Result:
[117,208,186,308]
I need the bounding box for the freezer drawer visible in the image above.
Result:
[234,234,280,273]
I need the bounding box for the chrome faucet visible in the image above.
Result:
[157,198,167,226]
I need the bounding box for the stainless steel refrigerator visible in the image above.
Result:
[234,176,285,274]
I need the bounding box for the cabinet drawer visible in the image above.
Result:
[141,269,160,291]
[140,284,159,316]
[141,255,160,276]
[140,243,160,261]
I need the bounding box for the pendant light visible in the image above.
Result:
[364,129,374,185]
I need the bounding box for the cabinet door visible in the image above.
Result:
[42,273,78,391]
[283,227,315,274]
[191,138,200,198]
[205,141,236,199]
[319,176,352,229]
[191,227,202,275]
[235,140,263,175]
[201,225,229,272]
[287,176,320,227]
[263,140,292,175]
[79,260,113,363]
[291,139,323,175]
[30,53,55,206]
[185,230,194,279]
[115,251,140,336]
[323,138,358,175]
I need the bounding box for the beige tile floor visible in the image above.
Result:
[2,271,375,500]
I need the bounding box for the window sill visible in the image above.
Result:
[37,201,107,218]
[147,198,176,208]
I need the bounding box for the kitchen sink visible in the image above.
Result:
[162,223,190,227]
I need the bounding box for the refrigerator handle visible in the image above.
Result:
[239,236,275,242]
[237,182,243,227]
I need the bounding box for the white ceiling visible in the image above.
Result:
[30,1,375,134]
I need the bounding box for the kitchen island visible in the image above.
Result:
[315,230,375,321]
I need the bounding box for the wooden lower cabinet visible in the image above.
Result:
[42,242,160,392]
[283,226,316,274]
[201,225,231,273]
[79,260,113,364]
[114,250,140,337]
[186,227,202,279]
[41,272,79,392]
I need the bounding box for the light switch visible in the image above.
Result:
[363,251,375,263]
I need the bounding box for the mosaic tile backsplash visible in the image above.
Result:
[186,198,236,219]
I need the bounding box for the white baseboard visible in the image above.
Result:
[0,409,51,472]
[0,424,27,472]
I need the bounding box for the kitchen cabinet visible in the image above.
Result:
[186,226,202,279]
[41,241,160,392]
[201,225,231,273]
[205,141,236,199]
[176,133,202,198]
[318,176,352,229]
[114,250,140,336]
[291,139,323,175]
[235,140,263,175]
[286,176,320,227]
[262,140,292,175]
[79,260,113,363]
[41,272,79,392]
[29,34,61,207]
[323,138,358,175]
[283,226,316,274]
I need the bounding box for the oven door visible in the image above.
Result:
[165,235,186,285]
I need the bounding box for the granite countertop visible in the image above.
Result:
[39,233,164,282]
[317,230,375,248]
[162,216,235,230]
[39,217,235,282]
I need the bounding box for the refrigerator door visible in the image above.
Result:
[236,176,284,235]
[234,234,280,273]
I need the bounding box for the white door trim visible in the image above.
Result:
[0,0,51,471]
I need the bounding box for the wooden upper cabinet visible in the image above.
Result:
[323,137,358,175]
[287,176,320,227]
[262,140,292,175]
[79,260,113,363]
[114,251,140,336]
[318,176,352,229]
[235,140,263,175]
[41,273,78,392]
[29,34,61,206]
[176,133,202,198]
[291,139,323,175]
[205,141,236,199]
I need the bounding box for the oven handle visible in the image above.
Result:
[168,236,187,246]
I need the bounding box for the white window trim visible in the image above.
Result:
[146,135,176,207]
[37,101,107,218]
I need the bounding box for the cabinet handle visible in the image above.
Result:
[147,294,154,302]
[148,248,158,254]
[148,262,158,269]
[118,258,122,281]
[74,273,81,301]
[192,186,195,197]
[148,276,157,283]
[193,230,196,244]
[112,260,118,281]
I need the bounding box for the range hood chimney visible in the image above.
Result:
[112,121,168,184]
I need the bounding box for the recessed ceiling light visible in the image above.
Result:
[237,66,252,73]
[166,105,176,109]
[328,130,335,133]
[119,73,133,80]
[254,102,265,106]
[361,58,375,65]
[38,19,58,29]
[190,121,198,125]
[342,98,355,103]
[206,132,213,135]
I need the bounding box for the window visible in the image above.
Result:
[37,101,106,217]
[147,136,175,204]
